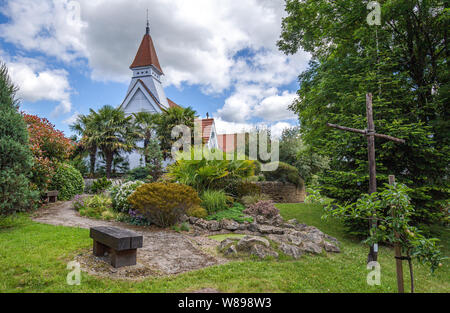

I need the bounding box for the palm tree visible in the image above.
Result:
[70,113,100,176]
[133,111,159,165]
[91,105,139,178]
[155,106,196,159]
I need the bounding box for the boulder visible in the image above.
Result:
[237,235,270,251]
[194,219,209,229]
[224,245,238,256]
[248,223,259,233]
[300,242,323,254]
[219,238,236,251]
[257,225,285,235]
[220,219,239,231]
[279,243,303,259]
[250,244,278,259]
[189,217,199,224]
[323,241,340,253]
[208,221,221,231]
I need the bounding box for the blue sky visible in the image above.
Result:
[0,0,310,137]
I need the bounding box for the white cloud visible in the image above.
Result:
[6,59,72,116]
[0,0,309,122]
[63,111,80,125]
[253,90,297,121]
[214,117,293,139]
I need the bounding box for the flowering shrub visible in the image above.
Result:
[243,200,279,218]
[23,114,75,192]
[128,182,201,227]
[110,180,144,213]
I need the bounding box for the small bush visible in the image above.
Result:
[201,190,228,214]
[110,180,144,213]
[128,182,201,227]
[241,194,272,207]
[127,166,153,182]
[115,210,151,226]
[263,161,304,188]
[206,203,253,223]
[243,200,279,218]
[75,194,113,220]
[49,163,84,200]
[186,206,208,219]
[90,177,112,194]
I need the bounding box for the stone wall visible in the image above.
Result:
[253,181,306,203]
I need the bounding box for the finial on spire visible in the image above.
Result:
[146,9,150,34]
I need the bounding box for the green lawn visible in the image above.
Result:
[0,203,448,293]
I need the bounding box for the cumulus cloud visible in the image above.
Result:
[0,0,309,122]
[214,117,292,139]
[6,59,72,116]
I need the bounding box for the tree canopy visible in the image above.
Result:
[278,0,449,227]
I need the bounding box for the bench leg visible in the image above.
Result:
[110,249,137,268]
[93,240,109,256]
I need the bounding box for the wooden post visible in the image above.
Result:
[389,175,404,293]
[326,93,406,264]
[366,93,378,262]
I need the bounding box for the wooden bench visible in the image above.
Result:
[45,190,59,203]
[89,226,143,268]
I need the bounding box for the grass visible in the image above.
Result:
[0,203,448,293]
[209,234,247,242]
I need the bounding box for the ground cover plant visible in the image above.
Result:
[205,203,253,223]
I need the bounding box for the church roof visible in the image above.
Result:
[130,33,163,74]
[195,118,215,144]
[167,98,181,108]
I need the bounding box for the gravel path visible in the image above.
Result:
[32,200,226,278]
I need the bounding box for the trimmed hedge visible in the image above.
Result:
[49,163,84,200]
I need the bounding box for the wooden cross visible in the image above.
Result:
[327,93,405,263]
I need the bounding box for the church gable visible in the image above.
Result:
[121,80,163,115]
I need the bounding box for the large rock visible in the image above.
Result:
[250,244,278,259]
[219,238,237,251]
[279,243,303,259]
[237,235,270,251]
[257,224,285,235]
[300,242,323,254]
[207,221,221,231]
[224,245,238,256]
[194,219,209,229]
[220,219,239,231]
[323,241,340,253]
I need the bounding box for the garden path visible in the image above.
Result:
[32,200,226,277]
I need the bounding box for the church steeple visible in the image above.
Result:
[146,9,150,35]
[129,13,163,74]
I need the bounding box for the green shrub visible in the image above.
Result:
[206,203,253,223]
[127,166,153,182]
[0,63,37,215]
[110,180,144,213]
[241,194,272,207]
[90,177,112,194]
[263,161,304,188]
[237,181,261,198]
[186,206,208,219]
[75,194,114,220]
[168,149,256,192]
[128,182,201,227]
[201,190,228,214]
[49,163,84,200]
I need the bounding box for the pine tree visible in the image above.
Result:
[0,62,37,215]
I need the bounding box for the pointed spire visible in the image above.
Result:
[129,10,163,74]
[146,9,150,35]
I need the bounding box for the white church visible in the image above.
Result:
[117,21,236,169]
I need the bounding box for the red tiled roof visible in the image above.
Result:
[195,118,214,143]
[167,98,181,108]
[217,134,238,153]
[130,33,163,73]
